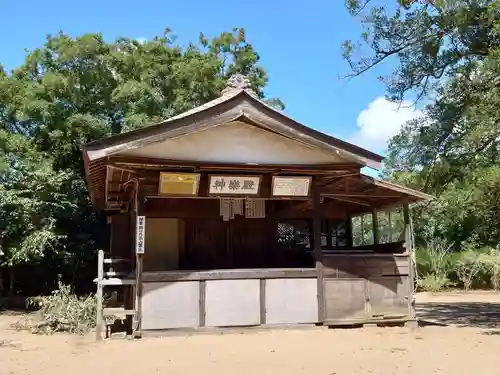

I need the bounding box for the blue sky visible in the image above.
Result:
[0,0,421,166]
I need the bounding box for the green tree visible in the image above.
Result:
[0,27,278,296]
[343,0,500,102]
[343,1,500,249]
[381,55,500,247]
[0,130,73,298]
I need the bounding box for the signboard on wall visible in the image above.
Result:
[158,172,200,196]
[135,215,146,254]
[208,175,261,196]
[272,176,312,197]
[245,199,266,218]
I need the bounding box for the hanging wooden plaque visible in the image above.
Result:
[272,176,312,197]
[209,175,261,196]
[220,198,231,221]
[245,199,266,219]
[231,199,243,215]
[158,172,200,196]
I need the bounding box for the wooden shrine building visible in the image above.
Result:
[83,74,432,339]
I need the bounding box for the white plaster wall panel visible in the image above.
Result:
[265,278,318,324]
[142,281,199,330]
[120,121,346,165]
[205,279,260,327]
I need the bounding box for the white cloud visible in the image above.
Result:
[349,97,422,154]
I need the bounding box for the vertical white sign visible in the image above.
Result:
[136,215,146,254]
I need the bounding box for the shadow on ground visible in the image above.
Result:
[417,302,500,329]
[0,309,28,317]
[0,340,20,349]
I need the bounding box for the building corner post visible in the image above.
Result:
[403,202,416,320]
[312,176,325,323]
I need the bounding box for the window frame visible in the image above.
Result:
[276,219,311,250]
[321,219,351,249]
[276,219,352,250]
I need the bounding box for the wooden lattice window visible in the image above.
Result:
[277,220,311,249]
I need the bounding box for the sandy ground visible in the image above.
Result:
[2,292,500,375]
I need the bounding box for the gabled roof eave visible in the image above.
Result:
[83,89,384,170]
[361,174,434,202]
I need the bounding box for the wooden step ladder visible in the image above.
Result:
[95,250,136,340]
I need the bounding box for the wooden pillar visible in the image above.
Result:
[107,216,114,275]
[346,210,353,248]
[132,184,146,339]
[312,176,324,323]
[403,203,411,254]
[387,209,392,242]
[372,208,379,245]
[95,250,104,341]
[402,202,415,319]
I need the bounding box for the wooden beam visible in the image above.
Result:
[106,163,137,174]
[403,203,410,227]
[199,281,206,327]
[346,210,353,247]
[328,196,371,207]
[108,155,362,173]
[321,193,402,198]
[104,167,111,208]
[372,208,379,245]
[259,279,266,325]
[312,176,325,323]
[387,209,393,242]
[318,172,360,187]
[403,202,411,253]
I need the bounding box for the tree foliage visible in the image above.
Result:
[344,0,500,250]
[0,131,72,266]
[0,27,277,296]
[383,50,500,247]
[344,0,500,102]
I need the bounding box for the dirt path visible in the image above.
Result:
[1,292,500,375]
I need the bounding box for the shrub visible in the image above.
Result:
[415,240,454,291]
[416,242,500,291]
[454,251,490,290]
[13,282,97,334]
[477,248,500,290]
[489,250,500,290]
[417,274,451,292]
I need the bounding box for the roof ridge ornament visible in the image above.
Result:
[221,73,256,96]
